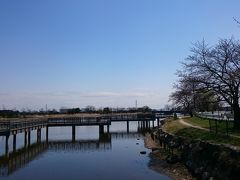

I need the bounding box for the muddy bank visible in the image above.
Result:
[144,133,195,180]
[148,128,240,180]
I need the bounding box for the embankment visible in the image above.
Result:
[151,128,240,180]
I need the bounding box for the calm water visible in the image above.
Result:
[0,121,169,180]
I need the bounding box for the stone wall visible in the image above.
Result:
[152,129,240,180]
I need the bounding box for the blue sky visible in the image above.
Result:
[0,0,240,110]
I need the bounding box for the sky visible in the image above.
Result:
[0,0,240,111]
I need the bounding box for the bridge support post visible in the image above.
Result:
[24,131,27,147]
[5,135,9,156]
[157,118,160,127]
[46,126,49,142]
[152,120,155,128]
[99,125,104,134]
[145,121,148,128]
[13,134,16,152]
[107,125,110,133]
[37,128,41,142]
[72,125,76,142]
[127,121,129,133]
[141,121,145,129]
[28,130,31,146]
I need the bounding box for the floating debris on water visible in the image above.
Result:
[140,151,146,154]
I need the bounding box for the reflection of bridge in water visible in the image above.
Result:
[110,131,142,139]
[0,128,150,177]
[0,115,159,156]
[0,142,47,176]
[0,133,111,176]
[0,113,164,177]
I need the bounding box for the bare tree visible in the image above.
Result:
[180,38,240,128]
[169,76,220,116]
[233,17,240,25]
[169,78,195,116]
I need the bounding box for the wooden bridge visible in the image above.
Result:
[0,113,162,156]
[0,113,158,136]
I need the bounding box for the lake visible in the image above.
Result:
[0,121,170,180]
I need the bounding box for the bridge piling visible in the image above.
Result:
[5,135,9,156]
[72,125,76,142]
[107,125,110,133]
[145,121,148,128]
[46,126,49,142]
[13,134,16,152]
[37,128,41,142]
[28,130,31,146]
[127,121,129,133]
[99,125,104,134]
[24,131,27,148]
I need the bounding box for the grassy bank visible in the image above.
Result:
[183,116,240,136]
[162,118,240,147]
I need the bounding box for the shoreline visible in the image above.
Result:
[144,133,195,180]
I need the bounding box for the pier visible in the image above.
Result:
[0,113,166,157]
[0,114,165,177]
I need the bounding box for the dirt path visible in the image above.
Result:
[179,118,209,131]
[179,117,240,139]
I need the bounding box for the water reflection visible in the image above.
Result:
[0,121,169,180]
[0,142,47,176]
[0,130,146,176]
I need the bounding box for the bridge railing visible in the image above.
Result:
[155,113,173,118]
[196,112,234,121]
[0,119,48,132]
[47,117,111,126]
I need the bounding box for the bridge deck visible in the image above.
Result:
[47,117,111,127]
[0,113,156,136]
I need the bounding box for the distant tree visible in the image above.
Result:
[0,110,20,118]
[85,105,96,113]
[67,108,81,114]
[233,17,240,25]
[163,104,172,111]
[142,106,151,113]
[103,107,111,114]
[169,77,196,116]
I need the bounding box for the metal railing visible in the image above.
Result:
[196,112,234,121]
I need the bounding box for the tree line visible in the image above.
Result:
[0,106,152,118]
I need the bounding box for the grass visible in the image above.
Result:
[162,118,187,134]
[183,116,210,128]
[182,116,240,136]
[162,118,240,147]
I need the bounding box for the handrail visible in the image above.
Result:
[0,113,153,133]
[196,112,234,121]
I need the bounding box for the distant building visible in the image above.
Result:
[59,108,69,114]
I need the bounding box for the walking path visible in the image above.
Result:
[179,118,209,131]
[178,117,240,139]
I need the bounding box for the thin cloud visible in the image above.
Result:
[0,89,168,110]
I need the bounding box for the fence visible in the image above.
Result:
[196,112,234,136]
